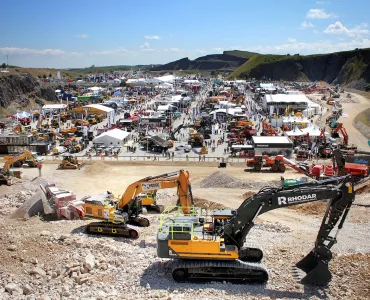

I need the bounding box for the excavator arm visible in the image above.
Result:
[222,175,355,284]
[2,149,38,174]
[117,170,193,214]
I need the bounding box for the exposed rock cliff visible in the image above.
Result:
[0,73,57,110]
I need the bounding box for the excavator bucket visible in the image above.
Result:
[293,250,332,285]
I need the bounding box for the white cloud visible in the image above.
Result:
[324,22,369,37]
[0,47,79,56]
[139,42,155,52]
[248,38,370,55]
[195,49,206,54]
[287,38,296,43]
[76,34,88,39]
[144,35,161,40]
[306,8,336,19]
[90,48,129,55]
[212,47,223,52]
[301,21,315,29]
[164,48,180,52]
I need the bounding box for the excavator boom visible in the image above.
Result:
[157,175,357,285]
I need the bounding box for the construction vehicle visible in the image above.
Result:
[82,170,193,238]
[261,120,277,136]
[1,149,43,185]
[75,120,89,127]
[331,123,357,150]
[4,148,44,168]
[228,120,254,131]
[246,155,286,172]
[86,115,98,125]
[40,183,84,219]
[58,155,82,169]
[157,175,360,285]
[60,127,78,135]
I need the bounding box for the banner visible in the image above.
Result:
[142,182,161,192]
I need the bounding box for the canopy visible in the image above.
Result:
[300,124,321,136]
[285,126,305,136]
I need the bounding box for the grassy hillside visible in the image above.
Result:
[70,64,155,74]
[223,50,259,59]
[228,48,370,89]
[4,67,85,79]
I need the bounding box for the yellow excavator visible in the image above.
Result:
[0,149,43,185]
[82,170,193,239]
[157,175,360,286]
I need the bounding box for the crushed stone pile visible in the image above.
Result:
[199,171,281,189]
[0,176,56,218]
[0,191,34,216]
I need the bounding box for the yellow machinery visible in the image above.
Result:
[58,155,82,170]
[157,175,358,286]
[75,120,89,127]
[60,127,78,135]
[82,170,193,238]
[1,149,43,185]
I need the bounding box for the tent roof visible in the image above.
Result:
[42,104,67,110]
[285,125,305,136]
[93,129,130,141]
[83,104,114,113]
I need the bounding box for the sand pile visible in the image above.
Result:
[199,171,281,189]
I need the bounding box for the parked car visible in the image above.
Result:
[175,145,192,152]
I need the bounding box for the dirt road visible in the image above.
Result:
[341,92,370,150]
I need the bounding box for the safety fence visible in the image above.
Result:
[40,154,249,164]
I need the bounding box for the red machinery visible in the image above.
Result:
[261,120,277,136]
[331,123,356,150]
[246,155,286,172]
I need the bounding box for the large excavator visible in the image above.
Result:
[0,149,43,185]
[157,175,361,285]
[82,170,193,238]
[261,120,277,136]
[331,123,357,150]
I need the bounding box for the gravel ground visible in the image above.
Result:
[0,177,369,299]
[199,171,281,190]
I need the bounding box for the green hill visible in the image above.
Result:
[228,48,370,89]
[223,50,259,59]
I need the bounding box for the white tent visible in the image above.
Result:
[285,126,305,136]
[93,129,130,146]
[302,125,321,136]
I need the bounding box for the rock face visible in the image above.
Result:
[0,73,57,109]
[232,48,370,90]
[151,54,248,71]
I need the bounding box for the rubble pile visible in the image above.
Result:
[200,171,281,189]
[0,191,34,216]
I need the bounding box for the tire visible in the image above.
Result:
[279,165,286,172]
[172,269,187,282]
[271,165,278,172]
[13,161,22,168]
[28,161,36,168]
[254,165,262,171]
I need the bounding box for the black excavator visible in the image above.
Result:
[157,175,364,285]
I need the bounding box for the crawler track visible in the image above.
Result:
[171,260,268,284]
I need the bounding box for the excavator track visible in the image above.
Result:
[171,260,268,284]
[86,222,140,239]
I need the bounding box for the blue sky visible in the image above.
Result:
[1,0,369,68]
